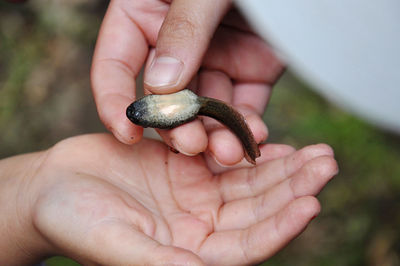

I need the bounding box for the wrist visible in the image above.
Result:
[0,151,54,265]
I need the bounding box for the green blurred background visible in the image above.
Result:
[1,1,399,265]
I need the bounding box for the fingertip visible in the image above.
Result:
[284,143,336,177]
[143,33,187,95]
[256,143,296,163]
[281,156,338,203]
[304,197,321,224]
[309,155,339,180]
[160,120,208,156]
[95,92,143,144]
[144,0,230,94]
[172,122,208,155]
[244,112,268,143]
[111,120,144,145]
[277,196,321,236]
[206,109,267,166]
[302,143,335,158]
[143,50,185,94]
[298,196,321,219]
[208,129,244,166]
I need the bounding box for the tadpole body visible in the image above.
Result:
[126,89,260,164]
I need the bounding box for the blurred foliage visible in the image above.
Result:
[1,1,399,266]
[0,0,106,158]
[263,74,400,266]
[46,257,80,266]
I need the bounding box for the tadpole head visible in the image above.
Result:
[126,100,147,126]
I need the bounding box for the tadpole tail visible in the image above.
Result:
[197,97,261,165]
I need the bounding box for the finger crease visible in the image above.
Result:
[96,57,138,78]
[137,149,173,243]
[240,228,252,264]
[119,6,149,47]
[246,167,258,197]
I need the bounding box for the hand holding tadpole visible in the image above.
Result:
[91,0,284,166]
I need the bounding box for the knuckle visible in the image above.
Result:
[308,156,338,178]
[161,14,200,42]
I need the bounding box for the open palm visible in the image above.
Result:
[31,134,337,265]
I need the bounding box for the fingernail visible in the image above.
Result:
[170,139,197,156]
[209,151,231,167]
[145,56,183,87]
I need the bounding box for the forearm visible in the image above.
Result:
[0,151,52,265]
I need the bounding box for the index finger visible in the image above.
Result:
[91,1,149,144]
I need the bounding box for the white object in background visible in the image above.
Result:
[236,0,400,133]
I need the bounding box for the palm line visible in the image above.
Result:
[136,148,173,243]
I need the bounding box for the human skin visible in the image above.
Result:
[126,89,261,164]
[0,134,337,265]
[91,0,284,166]
[1,1,338,264]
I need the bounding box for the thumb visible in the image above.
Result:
[144,0,231,94]
[83,222,204,265]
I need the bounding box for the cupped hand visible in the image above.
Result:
[91,0,284,166]
[19,134,337,265]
